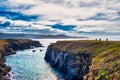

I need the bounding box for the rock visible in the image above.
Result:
[5,39,42,51]
[33,50,36,52]
[40,50,42,52]
[45,40,120,80]
[0,39,42,79]
[45,44,91,80]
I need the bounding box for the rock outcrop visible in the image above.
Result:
[0,39,42,80]
[2,39,42,56]
[45,41,91,80]
[45,40,120,80]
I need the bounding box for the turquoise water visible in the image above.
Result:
[5,38,119,80]
[5,39,67,80]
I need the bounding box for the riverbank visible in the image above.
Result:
[0,39,42,80]
[45,40,120,80]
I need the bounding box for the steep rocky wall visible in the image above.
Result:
[0,55,11,80]
[45,40,120,80]
[45,44,91,80]
[0,39,42,80]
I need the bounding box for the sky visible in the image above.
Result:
[0,0,120,37]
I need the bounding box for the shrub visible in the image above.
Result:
[117,74,120,80]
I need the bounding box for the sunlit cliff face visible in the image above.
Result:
[0,0,120,36]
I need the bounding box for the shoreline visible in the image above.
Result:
[0,39,42,79]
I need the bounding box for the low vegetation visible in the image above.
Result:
[52,40,120,80]
[0,40,8,51]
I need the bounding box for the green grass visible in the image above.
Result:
[52,40,120,80]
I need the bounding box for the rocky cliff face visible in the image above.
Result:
[2,39,42,56]
[0,39,42,80]
[45,40,120,80]
[0,56,11,80]
[45,43,91,80]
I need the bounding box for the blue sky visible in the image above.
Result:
[0,0,120,36]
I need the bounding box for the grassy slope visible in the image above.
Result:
[52,40,120,80]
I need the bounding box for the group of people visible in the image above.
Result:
[95,38,109,41]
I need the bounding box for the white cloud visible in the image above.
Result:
[8,0,38,5]
[60,18,120,33]
[0,0,119,36]
[22,3,101,20]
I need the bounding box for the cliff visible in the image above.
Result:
[45,40,120,80]
[0,39,42,80]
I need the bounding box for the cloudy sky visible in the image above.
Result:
[0,0,120,36]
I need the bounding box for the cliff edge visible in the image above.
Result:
[0,39,42,80]
[45,40,120,80]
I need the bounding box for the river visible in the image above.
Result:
[5,39,81,80]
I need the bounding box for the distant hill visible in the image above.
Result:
[0,33,87,39]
